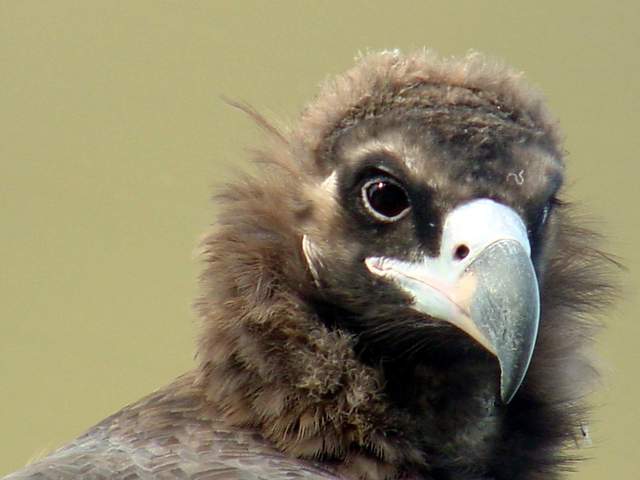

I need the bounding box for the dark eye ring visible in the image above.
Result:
[361,176,411,222]
[538,198,559,228]
[529,200,557,237]
[539,204,551,227]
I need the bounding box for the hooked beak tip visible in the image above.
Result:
[366,200,541,403]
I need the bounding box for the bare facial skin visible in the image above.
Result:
[3,51,616,480]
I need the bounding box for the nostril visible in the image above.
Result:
[454,244,470,261]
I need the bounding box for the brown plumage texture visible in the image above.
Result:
[4,51,617,480]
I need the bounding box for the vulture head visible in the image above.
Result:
[196,51,616,480]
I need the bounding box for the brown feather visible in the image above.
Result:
[4,50,618,480]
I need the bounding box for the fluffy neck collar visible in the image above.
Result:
[194,173,614,480]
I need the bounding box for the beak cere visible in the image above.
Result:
[366,199,540,403]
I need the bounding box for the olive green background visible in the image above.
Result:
[1,1,638,477]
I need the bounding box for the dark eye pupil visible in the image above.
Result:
[366,181,409,218]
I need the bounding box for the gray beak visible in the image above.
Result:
[366,199,540,403]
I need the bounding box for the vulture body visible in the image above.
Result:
[4,51,616,480]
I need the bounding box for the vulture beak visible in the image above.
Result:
[366,199,539,403]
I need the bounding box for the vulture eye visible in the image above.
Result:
[528,200,556,238]
[539,204,550,227]
[362,176,411,222]
[536,201,554,230]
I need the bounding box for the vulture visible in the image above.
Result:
[4,51,617,480]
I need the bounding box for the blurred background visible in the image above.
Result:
[1,1,638,477]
